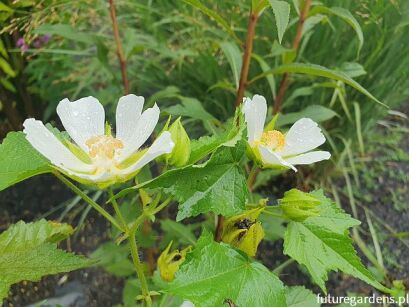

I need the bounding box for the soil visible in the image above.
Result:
[0,107,408,306]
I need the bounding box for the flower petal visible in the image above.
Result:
[120,131,174,174]
[258,145,297,172]
[23,119,95,173]
[243,95,267,144]
[56,96,105,152]
[279,118,326,156]
[115,94,144,143]
[116,103,160,163]
[284,151,331,165]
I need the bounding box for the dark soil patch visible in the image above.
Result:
[0,175,125,307]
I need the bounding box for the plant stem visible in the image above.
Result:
[246,164,259,192]
[273,258,294,275]
[129,230,152,307]
[273,0,312,114]
[216,7,260,242]
[53,172,122,231]
[235,10,259,107]
[108,188,154,306]
[108,189,128,229]
[108,0,130,94]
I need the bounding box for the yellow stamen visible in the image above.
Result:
[259,130,285,150]
[85,135,124,159]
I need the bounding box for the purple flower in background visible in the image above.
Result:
[16,37,29,52]
[33,35,51,48]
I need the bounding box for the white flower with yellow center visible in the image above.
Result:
[23,95,174,186]
[243,95,331,171]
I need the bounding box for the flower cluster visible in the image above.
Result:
[23,94,330,188]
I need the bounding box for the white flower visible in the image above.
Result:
[180,301,195,307]
[243,95,331,171]
[23,95,174,186]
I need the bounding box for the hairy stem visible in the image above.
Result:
[54,172,122,231]
[273,0,312,114]
[129,230,153,307]
[108,0,130,94]
[108,189,128,229]
[108,189,153,306]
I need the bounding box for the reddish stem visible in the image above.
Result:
[108,0,130,95]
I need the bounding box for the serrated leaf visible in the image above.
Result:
[220,41,242,89]
[0,132,52,191]
[0,220,92,300]
[166,232,286,306]
[188,110,245,164]
[286,286,319,307]
[269,0,291,43]
[141,141,248,221]
[283,190,386,292]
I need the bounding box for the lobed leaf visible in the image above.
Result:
[166,231,286,306]
[0,220,93,301]
[141,140,249,221]
[283,190,387,292]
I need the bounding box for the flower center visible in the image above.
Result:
[85,135,124,160]
[260,130,285,150]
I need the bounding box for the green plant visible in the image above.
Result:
[1,0,408,306]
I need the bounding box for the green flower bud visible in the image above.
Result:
[279,189,321,221]
[166,117,191,167]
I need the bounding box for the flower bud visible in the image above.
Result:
[221,207,265,257]
[158,241,191,281]
[279,189,321,221]
[166,117,191,167]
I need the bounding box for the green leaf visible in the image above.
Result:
[188,110,245,164]
[283,190,387,292]
[253,63,385,107]
[141,140,248,221]
[220,41,242,89]
[269,0,291,43]
[285,286,319,307]
[34,23,96,44]
[338,62,366,78]
[310,6,364,54]
[0,57,16,77]
[0,220,92,300]
[166,232,286,306]
[183,0,238,41]
[91,242,134,277]
[0,132,52,191]
[276,105,338,127]
[165,97,216,122]
[161,219,196,246]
